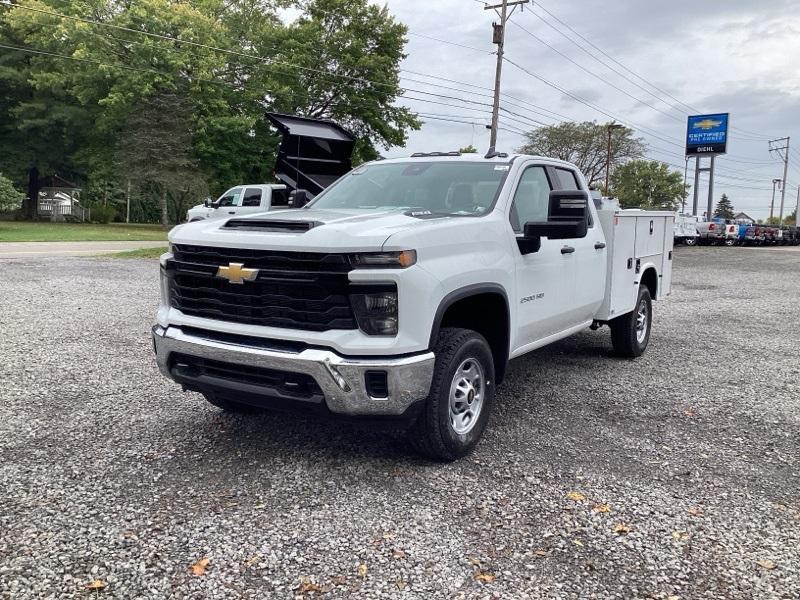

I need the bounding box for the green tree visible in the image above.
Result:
[115,93,208,227]
[459,144,478,153]
[714,194,735,219]
[517,121,646,186]
[0,0,418,217]
[611,160,686,210]
[0,172,23,212]
[785,209,796,226]
[259,0,419,164]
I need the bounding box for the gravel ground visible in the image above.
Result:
[1,247,798,599]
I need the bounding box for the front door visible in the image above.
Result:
[211,187,243,219]
[508,164,577,348]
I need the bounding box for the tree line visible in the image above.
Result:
[0,0,417,226]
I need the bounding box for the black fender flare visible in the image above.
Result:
[429,283,511,384]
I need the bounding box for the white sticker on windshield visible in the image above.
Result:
[494,165,510,171]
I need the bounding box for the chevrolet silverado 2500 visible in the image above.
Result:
[153,152,674,460]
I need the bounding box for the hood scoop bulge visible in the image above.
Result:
[222,219,321,233]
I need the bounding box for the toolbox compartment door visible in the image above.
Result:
[635,216,666,257]
[660,217,674,297]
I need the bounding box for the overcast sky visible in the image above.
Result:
[368,0,800,219]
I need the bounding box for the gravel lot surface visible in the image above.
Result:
[1,247,798,599]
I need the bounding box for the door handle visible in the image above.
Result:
[594,242,606,250]
[561,246,575,254]
[228,211,236,214]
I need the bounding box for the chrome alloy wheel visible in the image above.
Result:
[635,298,649,344]
[449,358,485,435]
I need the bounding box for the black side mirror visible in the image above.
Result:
[521,190,589,253]
[290,189,309,208]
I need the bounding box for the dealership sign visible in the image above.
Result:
[686,113,729,155]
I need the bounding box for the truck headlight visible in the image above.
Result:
[350,286,398,335]
[350,250,416,269]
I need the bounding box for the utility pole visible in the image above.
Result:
[795,185,800,226]
[484,0,529,150]
[682,156,689,213]
[770,178,782,221]
[605,122,624,194]
[769,137,790,222]
[126,179,131,224]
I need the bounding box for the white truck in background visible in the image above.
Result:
[154,152,674,461]
[186,184,289,222]
[674,214,699,246]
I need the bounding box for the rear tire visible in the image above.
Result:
[724,238,735,246]
[610,286,652,358]
[684,237,697,247]
[408,328,495,461]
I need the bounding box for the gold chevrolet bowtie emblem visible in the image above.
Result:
[216,262,259,284]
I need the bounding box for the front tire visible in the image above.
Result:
[610,286,652,358]
[408,328,495,461]
[684,237,697,247]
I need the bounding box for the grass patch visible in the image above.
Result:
[107,246,168,259]
[0,221,167,242]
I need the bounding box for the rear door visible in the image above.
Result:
[508,164,576,346]
[548,166,606,324]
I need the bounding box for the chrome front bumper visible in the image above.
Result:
[152,326,435,416]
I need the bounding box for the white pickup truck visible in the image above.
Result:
[185,184,289,222]
[154,152,673,460]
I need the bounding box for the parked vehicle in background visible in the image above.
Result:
[674,214,699,246]
[722,222,738,246]
[186,184,289,222]
[696,221,723,244]
[153,152,674,460]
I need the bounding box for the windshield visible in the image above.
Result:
[308,161,510,215]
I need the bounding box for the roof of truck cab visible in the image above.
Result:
[374,153,580,168]
[226,183,287,188]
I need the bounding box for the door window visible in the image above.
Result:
[217,188,242,207]
[509,166,552,233]
[553,168,580,190]
[242,188,262,207]
[552,167,592,227]
[271,189,289,207]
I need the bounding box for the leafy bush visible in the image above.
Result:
[0,172,23,212]
[91,204,117,224]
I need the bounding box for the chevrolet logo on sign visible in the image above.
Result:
[216,262,259,284]
[693,118,723,131]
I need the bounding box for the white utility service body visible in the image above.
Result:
[186,184,288,222]
[154,153,674,460]
[673,214,699,246]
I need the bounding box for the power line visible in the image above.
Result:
[502,55,688,149]
[508,18,684,124]
[530,1,777,140]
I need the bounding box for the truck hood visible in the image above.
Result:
[168,208,448,252]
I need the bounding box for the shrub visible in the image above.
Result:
[0,173,23,212]
[91,204,117,224]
